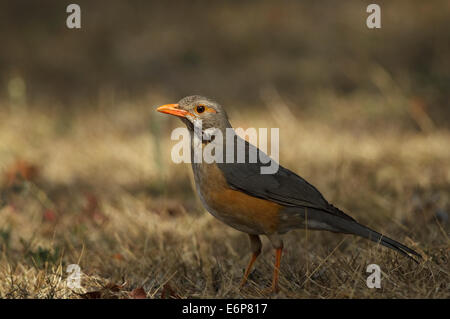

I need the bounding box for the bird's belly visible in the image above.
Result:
[197,190,264,234]
[193,162,281,235]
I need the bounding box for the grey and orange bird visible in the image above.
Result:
[157,95,421,292]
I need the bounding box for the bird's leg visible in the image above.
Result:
[270,247,283,292]
[240,234,262,288]
[267,234,284,293]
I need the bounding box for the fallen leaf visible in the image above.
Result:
[43,209,56,222]
[80,291,102,299]
[104,282,127,292]
[83,193,107,224]
[161,283,181,299]
[4,159,39,187]
[112,253,124,261]
[129,287,147,299]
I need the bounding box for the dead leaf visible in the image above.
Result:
[80,291,102,299]
[129,287,147,299]
[83,193,107,224]
[4,159,39,187]
[43,209,56,222]
[161,283,181,299]
[104,282,126,292]
[112,253,124,261]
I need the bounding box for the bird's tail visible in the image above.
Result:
[334,219,422,263]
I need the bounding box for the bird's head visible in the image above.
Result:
[156,95,231,132]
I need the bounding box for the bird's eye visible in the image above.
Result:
[196,105,205,113]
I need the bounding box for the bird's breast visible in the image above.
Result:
[192,161,281,235]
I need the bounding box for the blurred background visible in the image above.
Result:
[0,0,449,125]
[0,1,448,298]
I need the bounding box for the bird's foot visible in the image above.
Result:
[238,280,247,291]
[262,284,280,296]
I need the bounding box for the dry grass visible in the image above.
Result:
[0,95,449,299]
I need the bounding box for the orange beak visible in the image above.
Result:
[156,103,189,118]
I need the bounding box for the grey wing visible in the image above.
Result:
[217,136,421,262]
[217,137,355,221]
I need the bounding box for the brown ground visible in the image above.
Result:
[0,92,448,298]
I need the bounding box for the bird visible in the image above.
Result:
[156,95,421,293]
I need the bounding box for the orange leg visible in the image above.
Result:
[240,251,260,288]
[270,247,283,292]
[240,234,262,288]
